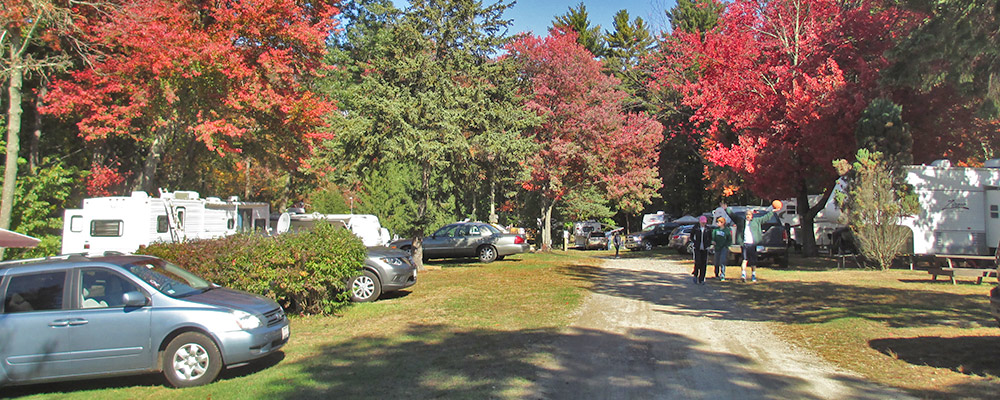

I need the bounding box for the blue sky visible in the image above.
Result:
[390,1,679,37]
[503,0,677,37]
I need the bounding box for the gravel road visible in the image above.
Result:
[530,256,913,400]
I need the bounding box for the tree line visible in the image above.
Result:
[2,0,998,263]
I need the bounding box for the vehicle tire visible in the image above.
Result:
[349,270,382,302]
[478,246,498,263]
[162,332,223,388]
[642,242,653,251]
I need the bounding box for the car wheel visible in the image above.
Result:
[642,242,653,251]
[478,246,498,263]
[349,270,382,302]
[163,332,222,388]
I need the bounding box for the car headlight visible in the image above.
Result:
[380,257,406,266]
[233,310,263,330]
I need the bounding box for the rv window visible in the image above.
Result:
[157,215,169,233]
[175,207,186,229]
[70,215,84,232]
[4,271,66,313]
[991,205,998,219]
[227,219,235,230]
[91,220,123,237]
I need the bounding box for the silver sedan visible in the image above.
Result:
[390,222,530,263]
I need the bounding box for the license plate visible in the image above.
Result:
[281,325,290,340]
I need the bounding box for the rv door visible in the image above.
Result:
[988,186,1000,253]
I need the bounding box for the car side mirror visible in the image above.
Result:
[123,291,149,307]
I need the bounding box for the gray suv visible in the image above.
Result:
[0,254,289,388]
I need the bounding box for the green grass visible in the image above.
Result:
[715,255,1000,399]
[3,251,597,400]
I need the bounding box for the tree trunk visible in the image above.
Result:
[412,163,431,271]
[797,179,837,257]
[488,174,498,224]
[540,198,554,251]
[1,56,25,259]
[29,85,44,175]
[135,128,168,193]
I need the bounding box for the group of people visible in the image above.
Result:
[689,200,783,284]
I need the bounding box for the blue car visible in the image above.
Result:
[0,254,289,388]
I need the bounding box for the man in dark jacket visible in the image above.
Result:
[722,201,782,282]
[690,216,713,284]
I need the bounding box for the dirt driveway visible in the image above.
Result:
[530,256,913,399]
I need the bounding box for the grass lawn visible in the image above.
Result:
[714,254,1000,399]
[3,251,598,400]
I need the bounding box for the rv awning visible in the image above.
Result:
[672,215,700,224]
[0,228,40,248]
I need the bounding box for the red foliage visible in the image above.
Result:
[507,30,663,211]
[86,162,129,197]
[43,0,339,166]
[654,0,915,198]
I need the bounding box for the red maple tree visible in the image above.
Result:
[44,0,338,191]
[654,0,914,255]
[508,30,663,250]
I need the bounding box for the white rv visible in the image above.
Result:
[901,160,1000,255]
[275,212,392,247]
[572,221,605,247]
[641,211,669,230]
[61,190,270,255]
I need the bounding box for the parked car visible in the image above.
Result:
[586,231,609,250]
[349,247,417,303]
[389,222,529,263]
[669,225,695,254]
[725,211,790,268]
[625,222,679,251]
[0,254,289,388]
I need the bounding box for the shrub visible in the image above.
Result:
[138,223,366,314]
[834,150,918,270]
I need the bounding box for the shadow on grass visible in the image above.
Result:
[870,336,1000,399]
[712,280,993,328]
[266,323,896,399]
[427,257,525,269]
[1,351,285,397]
[560,261,992,328]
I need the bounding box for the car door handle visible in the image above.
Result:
[49,319,70,327]
[67,318,89,326]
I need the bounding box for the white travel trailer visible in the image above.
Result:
[275,212,392,247]
[573,220,605,247]
[901,160,1000,255]
[642,211,669,230]
[62,190,270,255]
[777,189,845,248]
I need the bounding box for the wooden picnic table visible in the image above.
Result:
[929,254,1000,285]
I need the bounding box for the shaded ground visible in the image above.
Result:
[531,257,914,399]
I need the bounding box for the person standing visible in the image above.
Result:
[690,216,712,284]
[613,230,623,258]
[722,201,782,282]
[712,217,733,281]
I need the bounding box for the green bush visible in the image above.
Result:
[138,223,367,314]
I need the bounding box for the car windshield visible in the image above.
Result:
[124,258,212,298]
[642,224,660,232]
